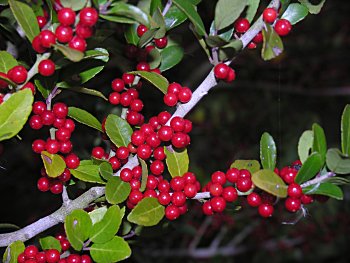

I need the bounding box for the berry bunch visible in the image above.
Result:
[136,24,168,49]
[213,63,236,82]
[163,82,193,106]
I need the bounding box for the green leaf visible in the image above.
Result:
[68,87,108,101]
[41,151,66,178]
[230,160,261,174]
[312,123,327,164]
[90,205,123,244]
[124,24,139,45]
[0,89,33,141]
[164,147,189,178]
[99,14,135,24]
[105,114,132,147]
[90,236,131,263]
[164,5,187,30]
[341,105,350,156]
[61,0,87,11]
[326,148,350,175]
[252,169,287,197]
[108,2,150,26]
[148,48,161,69]
[127,197,165,226]
[219,39,243,60]
[65,209,92,251]
[159,45,184,72]
[246,0,260,22]
[9,0,40,42]
[129,71,169,94]
[295,152,323,184]
[214,0,247,30]
[39,236,61,252]
[99,162,114,181]
[89,206,108,225]
[152,7,166,38]
[303,183,343,200]
[138,28,158,48]
[205,35,229,48]
[298,0,325,14]
[3,240,25,263]
[281,3,309,25]
[70,163,105,184]
[54,44,84,62]
[261,23,284,61]
[34,79,51,99]
[0,50,18,72]
[139,158,148,192]
[173,0,206,36]
[105,176,131,204]
[68,107,103,132]
[260,132,277,170]
[298,130,313,163]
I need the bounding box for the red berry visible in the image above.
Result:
[158,179,170,192]
[64,119,75,132]
[67,254,81,263]
[137,24,148,37]
[170,176,185,191]
[32,36,47,53]
[111,78,125,92]
[65,153,80,169]
[130,179,141,190]
[92,146,105,159]
[58,169,71,182]
[146,175,158,189]
[154,36,168,48]
[274,19,292,36]
[211,171,226,185]
[109,92,120,105]
[225,67,236,82]
[150,160,164,175]
[253,31,263,43]
[247,192,261,207]
[165,205,180,220]
[236,178,253,192]
[7,65,27,84]
[184,183,198,198]
[119,92,133,106]
[33,101,46,115]
[60,141,73,154]
[58,7,76,26]
[116,146,129,160]
[36,252,46,263]
[122,73,135,85]
[120,168,133,182]
[239,169,251,179]
[69,36,87,52]
[301,194,313,204]
[214,63,229,80]
[177,87,192,103]
[170,116,185,132]
[39,30,56,48]
[145,132,161,148]
[38,59,55,76]
[234,18,250,33]
[56,127,71,141]
[171,132,188,148]
[29,115,43,130]
[282,167,297,184]
[157,126,173,142]
[263,8,278,24]
[158,192,171,205]
[45,249,60,263]
[183,119,192,133]
[32,139,46,153]
[209,183,223,197]
[46,139,60,154]
[172,191,186,206]
[55,25,73,43]
[285,197,301,212]
[128,190,143,205]
[37,16,47,28]
[202,201,213,215]
[79,7,98,26]
[130,99,143,112]
[287,183,302,198]
[225,168,239,183]
[18,253,26,263]
[131,130,146,146]
[81,255,92,263]
[258,203,274,217]
[75,23,94,39]
[50,181,64,194]
[24,245,39,259]
[126,111,141,126]
[137,144,152,160]
[60,239,71,251]
[109,156,121,170]
[136,62,150,71]
[167,82,182,94]
[41,110,55,125]
[163,92,178,106]
[222,186,238,202]
[53,102,68,118]
[210,196,226,213]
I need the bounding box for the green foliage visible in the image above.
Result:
[105,177,131,204]
[295,152,323,184]
[252,169,288,197]
[129,71,169,94]
[127,197,165,226]
[39,236,61,252]
[3,241,25,263]
[60,0,87,11]
[214,0,247,30]
[281,3,309,25]
[53,44,84,62]
[260,132,277,170]
[104,2,150,26]
[68,107,103,132]
[326,148,350,174]
[230,160,261,174]
[262,23,284,61]
[99,162,114,181]
[246,0,260,22]
[298,0,325,14]
[139,158,149,192]
[298,130,314,163]
[41,151,66,178]
[303,182,343,200]
[341,105,350,156]
[0,50,17,72]
[312,123,327,164]
[90,236,131,263]
[159,45,184,72]
[105,114,133,147]
[164,147,189,178]
[70,162,105,184]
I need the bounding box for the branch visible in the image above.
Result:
[301,172,336,188]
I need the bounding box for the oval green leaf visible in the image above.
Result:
[164,5,187,30]
[124,24,139,45]
[108,2,150,26]
[260,132,277,170]
[281,3,309,25]
[246,0,260,22]
[215,0,247,30]
[159,45,184,72]
[68,107,103,132]
[303,182,343,200]
[252,169,287,197]
[312,123,327,164]
[298,0,325,14]
[130,71,169,94]
[70,163,105,184]
[341,104,350,156]
[54,44,84,62]
[326,148,350,175]
[164,147,189,178]
[99,162,114,181]
[262,23,284,61]
[295,152,323,184]
[3,240,25,263]
[68,87,108,101]
[90,236,131,263]
[139,158,148,192]
[105,176,131,204]
[105,114,133,147]
[41,151,66,178]
[39,236,61,252]
[89,206,108,225]
[230,160,261,174]
[61,0,87,11]
[0,89,33,141]
[298,130,313,163]
[0,50,18,73]
[127,197,165,226]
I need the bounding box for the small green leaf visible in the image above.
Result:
[172,0,206,36]
[326,148,350,175]
[262,23,284,61]
[99,14,136,24]
[298,0,325,14]
[68,87,108,101]
[341,105,350,156]
[260,132,277,170]
[105,114,133,147]
[54,44,84,62]
[0,50,18,72]
[9,0,40,42]
[214,0,247,30]
[3,240,25,263]
[60,0,87,11]
[281,3,309,25]
[152,7,166,38]
[90,236,131,263]
[105,176,131,204]
[303,183,343,200]
[127,197,165,226]
[139,158,148,192]
[230,160,261,174]
[89,206,108,225]
[39,236,61,252]
[41,151,66,178]
[90,205,123,244]
[164,147,189,178]
[295,152,323,184]
[0,89,33,141]
[246,0,260,22]
[129,71,169,94]
[108,2,150,26]
[159,45,184,72]
[298,130,313,163]
[312,123,327,164]
[99,162,114,181]
[124,24,139,45]
[68,107,103,132]
[70,163,105,184]
[34,79,51,99]
[252,169,287,197]
[65,209,92,251]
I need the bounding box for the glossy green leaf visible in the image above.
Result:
[99,162,114,181]
[326,176,350,186]
[0,50,17,72]
[68,107,103,132]
[152,7,166,38]
[99,14,136,24]
[0,89,33,141]
[90,236,131,263]
[295,152,323,184]
[173,0,206,36]
[246,0,260,22]
[138,28,158,48]
[281,3,309,25]
[298,130,313,163]
[298,0,325,14]
[312,123,327,164]
[34,79,51,98]
[260,132,277,170]
[90,205,123,244]
[89,206,108,225]
[61,0,87,11]
[68,87,108,101]
[252,169,287,197]
[164,5,187,29]
[105,114,132,147]
[3,240,25,263]
[70,163,105,184]
[209,22,234,41]
[39,236,61,252]
[129,71,169,94]
[148,48,161,69]
[150,0,163,15]
[164,147,189,178]
[230,160,261,174]
[54,44,84,62]
[41,151,66,178]
[105,176,131,204]
[139,158,148,192]
[108,2,150,26]
[303,183,343,200]
[159,45,184,72]
[0,0,8,6]
[65,209,92,251]
[326,148,350,175]
[124,24,139,45]
[9,0,40,42]
[341,104,350,156]
[127,197,165,226]
[215,0,247,30]
[262,23,284,61]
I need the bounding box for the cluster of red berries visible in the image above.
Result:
[163,82,193,107]
[91,145,129,172]
[30,101,80,194]
[136,24,168,49]
[213,63,236,82]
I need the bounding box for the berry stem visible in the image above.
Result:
[300,172,336,188]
